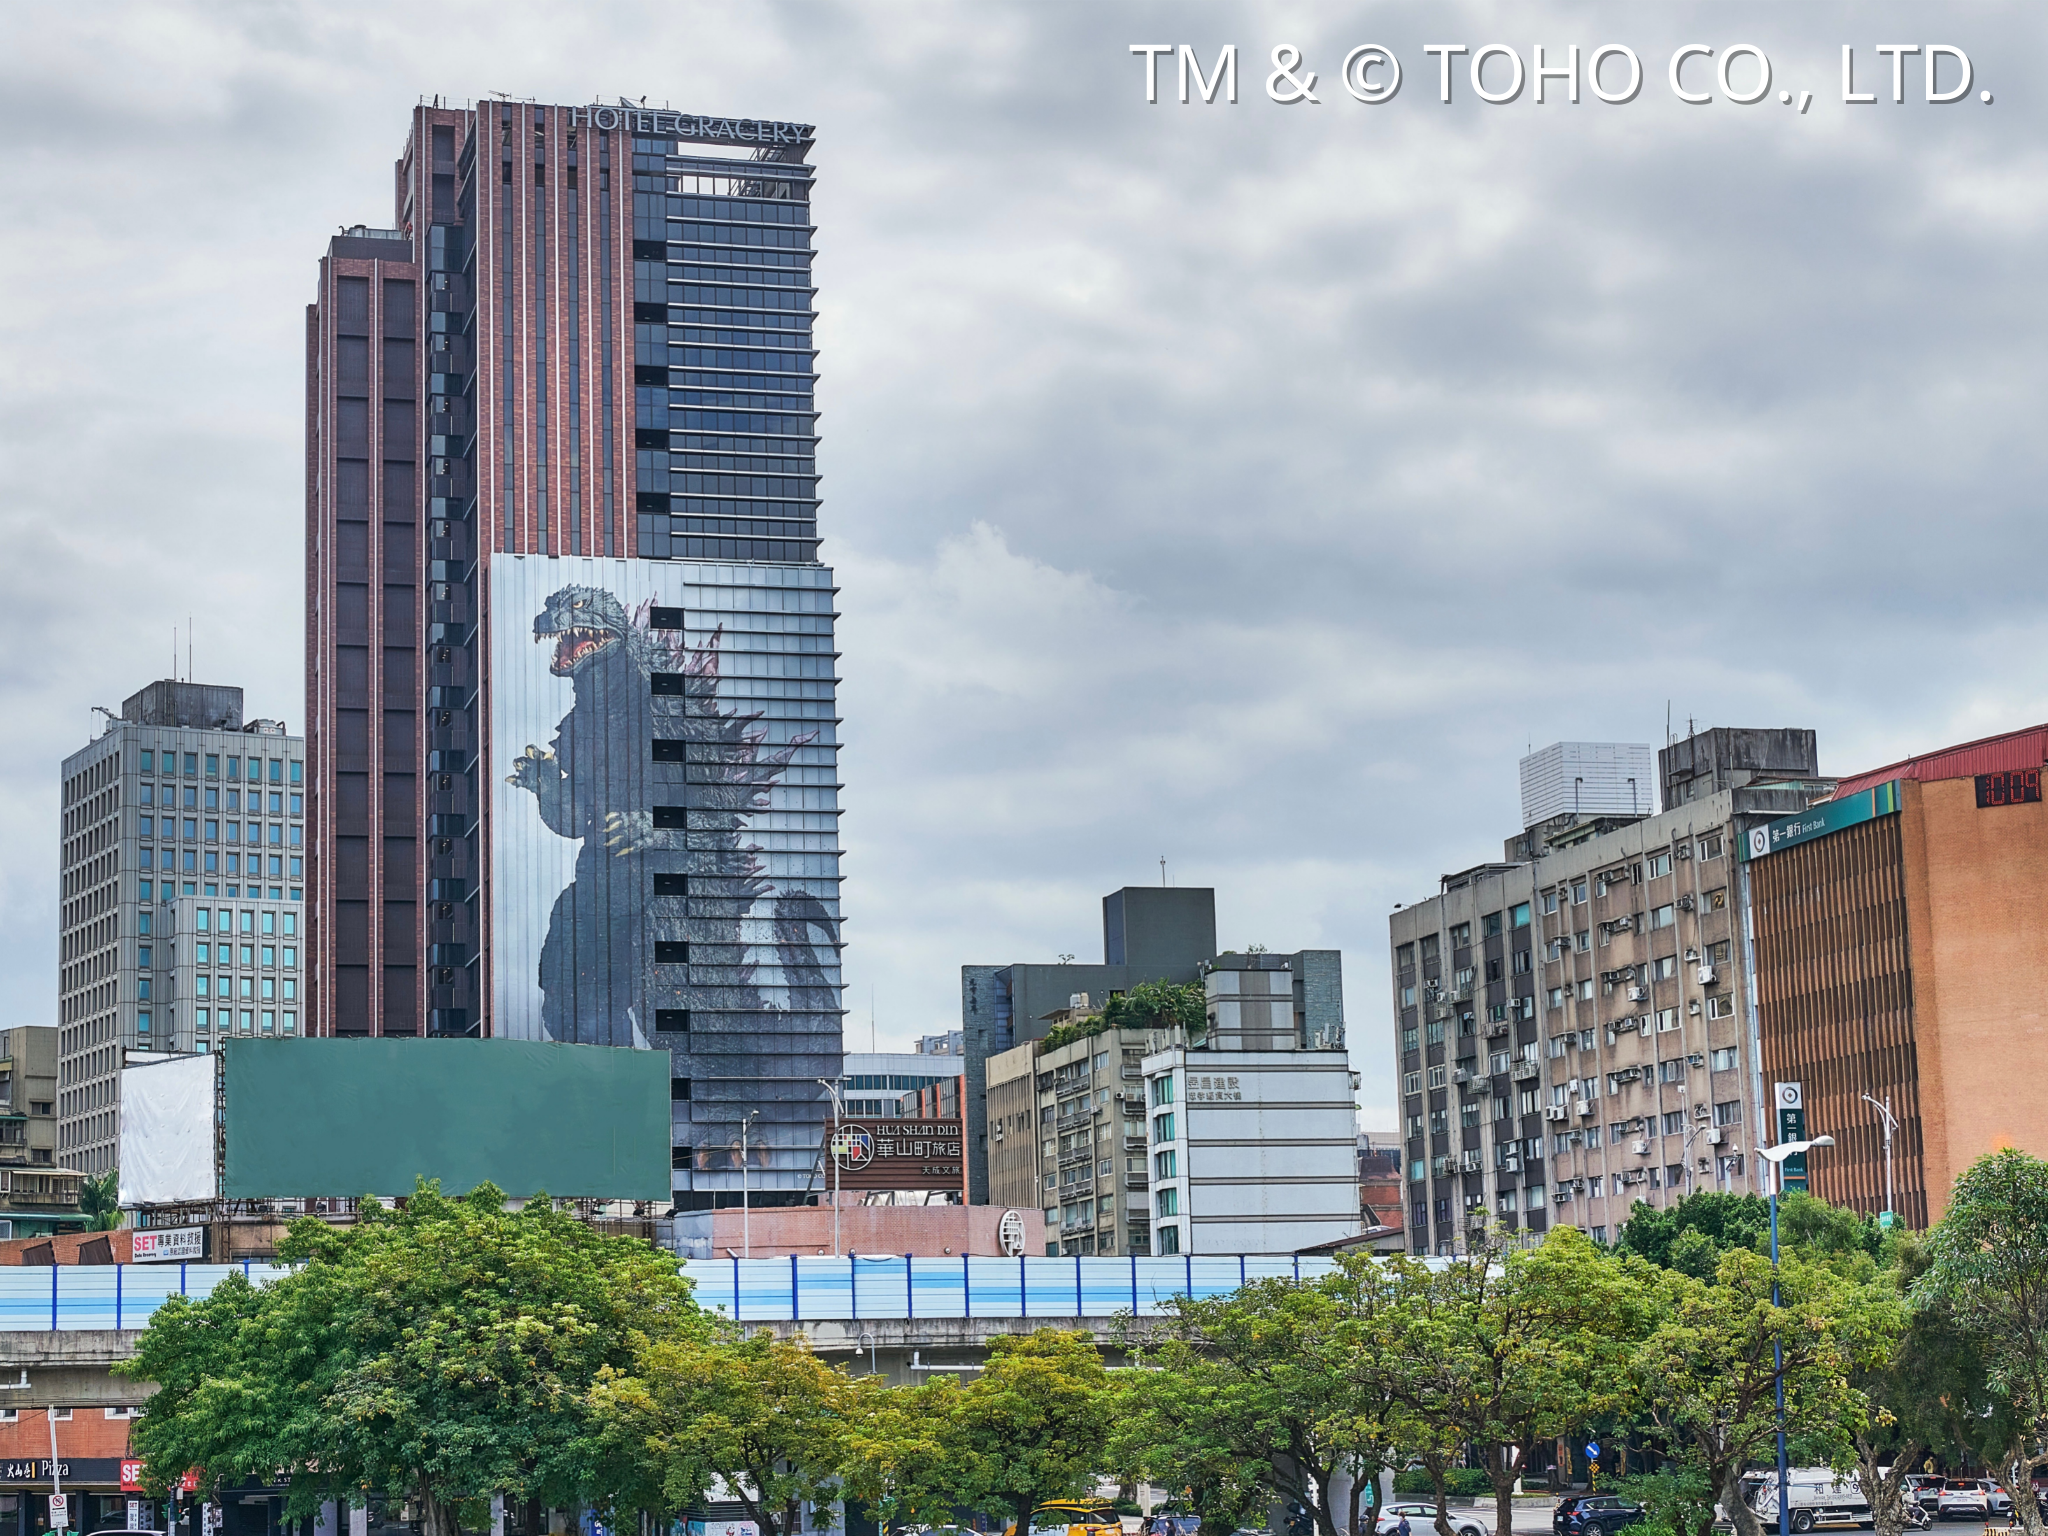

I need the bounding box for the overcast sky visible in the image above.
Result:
[2,2,2042,1123]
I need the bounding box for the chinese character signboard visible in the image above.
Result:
[1184,1074,1244,1103]
[823,1117,965,1192]
[131,1227,206,1263]
[1775,1082,1808,1191]
[1742,781,1900,861]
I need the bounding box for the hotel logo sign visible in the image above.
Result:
[569,106,814,146]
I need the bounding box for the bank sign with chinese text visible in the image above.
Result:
[825,1118,964,1192]
[1742,780,1899,861]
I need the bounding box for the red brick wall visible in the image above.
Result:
[0,1410,135,1461]
[0,1231,131,1266]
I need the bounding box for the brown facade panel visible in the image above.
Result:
[1755,773,2048,1226]
[1752,813,1928,1227]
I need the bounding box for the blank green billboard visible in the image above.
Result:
[220,1038,670,1201]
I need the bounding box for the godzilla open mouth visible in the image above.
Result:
[543,625,619,675]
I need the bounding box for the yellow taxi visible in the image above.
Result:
[1005,1503,1124,1536]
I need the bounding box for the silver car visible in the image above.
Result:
[1375,1505,1491,1536]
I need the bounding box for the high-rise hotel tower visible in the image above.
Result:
[305,101,841,1208]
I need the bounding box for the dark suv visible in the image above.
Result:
[1555,1498,1646,1536]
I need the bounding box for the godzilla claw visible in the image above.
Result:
[506,743,558,791]
[604,809,656,855]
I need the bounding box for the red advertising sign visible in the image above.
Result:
[824,1118,965,1191]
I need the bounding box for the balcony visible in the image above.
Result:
[1125,1174,1150,1191]
[1120,1067,1141,1081]
[1122,1135,1147,1151]
[1511,1061,1540,1082]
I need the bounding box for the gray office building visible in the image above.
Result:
[962,885,1343,1204]
[1391,729,1832,1256]
[57,681,307,1174]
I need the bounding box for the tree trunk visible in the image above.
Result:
[1312,1463,1342,1536]
[1489,1445,1523,1536]
[418,1488,462,1536]
[1346,1462,1376,1536]
[1424,1459,1456,1536]
[1991,1443,2046,1536]
[1852,1434,1920,1536]
[1717,1462,1764,1536]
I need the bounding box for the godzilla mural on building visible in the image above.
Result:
[507,581,836,1044]
[489,557,843,1189]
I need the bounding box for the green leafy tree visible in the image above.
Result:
[1115,1262,1401,1536]
[592,1328,858,1536]
[1917,1148,2048,1536]
[1376,1231,1654,1536]
[1105,1361,1276,1536]
[1813,1238,1955,1536]
[122,1181,704,1535]
[1101,979,1206,1033]
[1631,1246,1860,1536]
[1609,1468,1718,1536]
[1618,1190,1882,1282]
[80,1168,121,1231]
[834,1375,963,1530]
[937,1329,1114,1527]
[1042,981,1207,1053]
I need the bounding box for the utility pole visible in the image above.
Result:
[740,1110,760,1259]
[1761,1135,1835,1536]
[49,1404,62,1536]
[1860,1092,1899,1226]
[817,1079,847,1256]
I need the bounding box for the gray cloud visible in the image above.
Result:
[1,1,2041,1122]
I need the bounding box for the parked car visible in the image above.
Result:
[1937,1482,1989,1522]
[1375,1506,1489,1536]
[1555,1498,1645,1536]
[1982,1482,2011,1517]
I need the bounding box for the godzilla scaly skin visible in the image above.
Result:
[511,584,838,1074]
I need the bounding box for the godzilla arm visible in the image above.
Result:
[506,740,577,836]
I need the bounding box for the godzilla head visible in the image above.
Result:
[534,586,632,676]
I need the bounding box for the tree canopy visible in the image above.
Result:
[122,1181,704,1535]
[1917,1148,2048,1536]
[117,1166,2048,1536]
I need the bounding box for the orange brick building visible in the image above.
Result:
[1748,725,2048,1225]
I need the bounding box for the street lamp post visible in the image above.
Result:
[740,1109,761,1260]
[1758,1135,1835,1536]
[817,1078,847,1257]
[1860,1093,1898,1226]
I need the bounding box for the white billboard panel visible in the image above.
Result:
[118,1052,219,1206]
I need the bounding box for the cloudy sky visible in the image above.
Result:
[2,2,2041,1122]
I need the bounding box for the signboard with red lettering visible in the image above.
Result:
[822,1118,964,1191]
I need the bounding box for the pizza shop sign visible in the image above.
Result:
[825,1118,964,1191]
